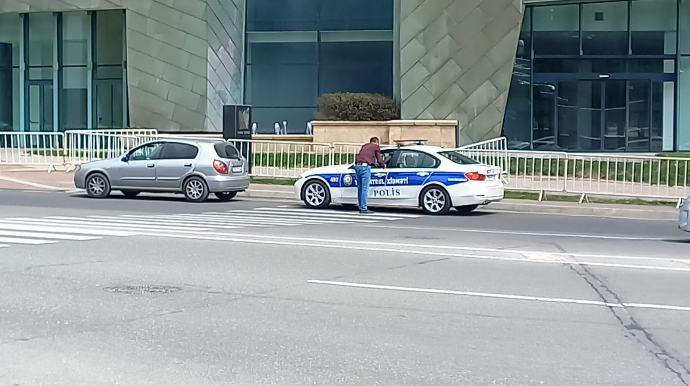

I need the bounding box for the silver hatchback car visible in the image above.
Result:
[74,138,250,202]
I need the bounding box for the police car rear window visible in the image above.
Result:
[437,151,480,165]
[213,142,240,159]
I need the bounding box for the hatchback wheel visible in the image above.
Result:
[302,180,330,209]
[183,177,209,202]
[420,186,451,215]
[122,190,140,198]
[86,173,111,198]
[214,191,237,202]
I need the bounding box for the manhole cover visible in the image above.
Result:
[102,285,181,294]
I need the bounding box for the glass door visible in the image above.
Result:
[532,82,557,149]
[603,80,627,151]
[532,75,670,152]
[27,80,53,132]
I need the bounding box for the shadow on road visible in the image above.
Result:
[320,204,496,217]
[662,238,690,244]
[68,193,251,204]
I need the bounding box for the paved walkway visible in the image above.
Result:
[0,165,74,190]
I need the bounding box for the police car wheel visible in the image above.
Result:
[302,180,331,209]
[420,186,451,215]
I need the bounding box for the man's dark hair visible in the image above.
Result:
[370,137,379,143]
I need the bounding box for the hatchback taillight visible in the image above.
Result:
[465,172,486,181]
[213,160,228,174]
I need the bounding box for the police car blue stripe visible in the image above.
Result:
[305,171,468,188]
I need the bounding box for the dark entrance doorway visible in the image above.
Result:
[532,74,673,152]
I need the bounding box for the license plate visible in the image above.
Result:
[232,166,243,173]
[486,175,497,181]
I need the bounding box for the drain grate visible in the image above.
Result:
[102,285,181,295]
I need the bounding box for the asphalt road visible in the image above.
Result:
[0,190,689,385]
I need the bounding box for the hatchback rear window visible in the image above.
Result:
[437,151,480,165]
[214,142,241,159]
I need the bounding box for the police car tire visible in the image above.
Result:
[302,180,331,209]
[420,186,451,215]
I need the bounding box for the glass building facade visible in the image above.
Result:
[503,0,690,152]
[245,0,394,133]
[0,10,126,133]
[1,0,689,153]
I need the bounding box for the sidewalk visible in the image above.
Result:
[0,166,679,221]
[0,165,75,191]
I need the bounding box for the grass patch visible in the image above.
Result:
[504,190,675,207]
[508,156,690,187]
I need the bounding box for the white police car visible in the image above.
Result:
[294,144,504,215]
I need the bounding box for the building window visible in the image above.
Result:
[502,8,532,149]
[533,4,580,55]
[679,57,690,150]
[504,0,681,152]
[681,0,690,55]
[94,10,125,129]
[245,0,394,133]
[318,0,394,31]
[581,1,628,56]
[319,40,393,95]
[0,14,21,132]
[0,10,126,133]
[631,0,677,55]
[26,13,56,133]
[247,0,318,32]
[60,11,90,131]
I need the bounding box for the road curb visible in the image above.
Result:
[239,188,295,199]
[240,187,678,221]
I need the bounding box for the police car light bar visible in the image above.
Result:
[393,139,428,147]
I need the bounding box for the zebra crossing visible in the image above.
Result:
[0,207,421,249]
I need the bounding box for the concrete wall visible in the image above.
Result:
[0,0,245,133]
[399,0,523,145]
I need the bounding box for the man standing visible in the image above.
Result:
[354,137,386,214]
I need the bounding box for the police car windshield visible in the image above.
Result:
[437,151,481,165]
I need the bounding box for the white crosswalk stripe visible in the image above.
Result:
[0,207,421,249]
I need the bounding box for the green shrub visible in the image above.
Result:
[316,93,401,121]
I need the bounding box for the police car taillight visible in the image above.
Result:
[465,172,486,181]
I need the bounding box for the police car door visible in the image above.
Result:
[341,149,394,202]
[385,149,440,205]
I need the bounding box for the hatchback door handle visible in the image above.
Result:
[183,163,192,167]
[147,164,155,168]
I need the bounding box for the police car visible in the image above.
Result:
[294,141,505,215]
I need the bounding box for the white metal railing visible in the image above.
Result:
[454,147,690,201]
[4,130,690,202]
[230,139,334,178]
[0,132,64,168]
[564,154,690,201]
[458,136,508,151]
[457,137,509,174]
[63,129,159,165]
